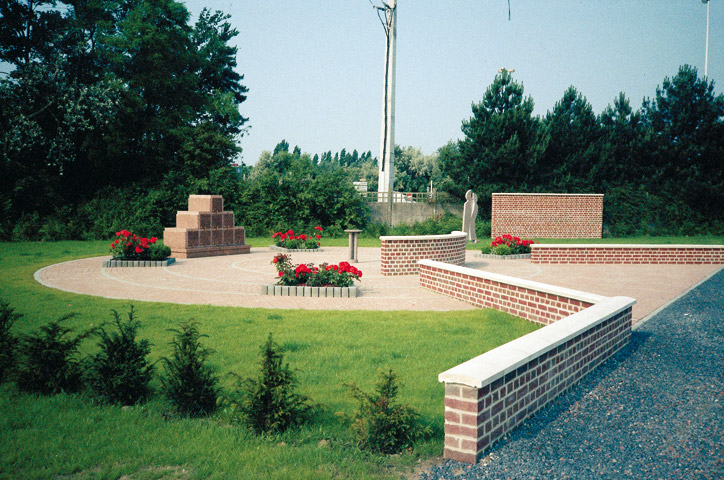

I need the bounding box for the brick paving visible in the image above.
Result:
[34,247,722,321]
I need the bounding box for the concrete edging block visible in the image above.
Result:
[260,285,359,298]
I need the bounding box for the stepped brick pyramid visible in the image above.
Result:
[163,195,251,258]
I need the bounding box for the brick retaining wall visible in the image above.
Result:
[380,232,467,276]
[421,260,635,464]
[491,193,603,239]
[419,261,601,325]
[531,244,724,264]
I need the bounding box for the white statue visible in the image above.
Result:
[462,190,478,243]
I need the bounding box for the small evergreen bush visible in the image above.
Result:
[160,321,219,417]
[346,369,429,454]
[492,244,512,255]
[226,333,312,434]
[0,300,22,383]
[85,307,153,405]
[16,315,93,395]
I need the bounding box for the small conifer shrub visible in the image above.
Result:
[16,314,93,395]
[346,369,429,454]
[160,321,219,417]
[0,300,22,383]
[85,306,153,405]
[226,333,312,434]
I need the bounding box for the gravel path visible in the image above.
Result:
[421,267,724,480]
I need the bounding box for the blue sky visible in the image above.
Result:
[181,0,721,165]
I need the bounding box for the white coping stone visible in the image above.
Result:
[260,285,268,295]
[296,286,305,296]
[438,296,636,389]
[380,231,467,242]
[350,287,358,298]
[532,244,724,249]
[342,288,349,298]
[418,259,606,305]
[334,287,342,297]
[304,286,312,297]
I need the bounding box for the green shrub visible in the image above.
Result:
[148,243,172,261]
[346,369,429,454]
[160,321,219,417]
[480,245,492,254]
[492,244,512,256]
[16,315,93,395]
[85,307,153,405]
[0,300,22,383]
[225,333,312,434]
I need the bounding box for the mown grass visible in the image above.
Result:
[249,234,724,251]
[0,241,540,480]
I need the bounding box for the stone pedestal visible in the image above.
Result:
[345,229,362,263]
[163,195,251,258]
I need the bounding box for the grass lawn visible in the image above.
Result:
[0,241,540,480]
[248,234,724,251]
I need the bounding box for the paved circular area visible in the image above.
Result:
[35,247,722,320]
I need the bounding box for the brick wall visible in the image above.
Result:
[380,232,467,276]
[491,193,603,239]
[441,300,633,463]
[420,260,635,463]
[419,261,602,325]
[532,244,724,264]
[163,195,251,258]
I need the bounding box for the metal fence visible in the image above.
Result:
[358,191,438,203]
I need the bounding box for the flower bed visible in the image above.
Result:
[271,226,323,250]
[480,234,535,257]
[271,254,362,288]
[111,230,171,261]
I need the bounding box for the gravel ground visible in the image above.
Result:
[421,268,724,480]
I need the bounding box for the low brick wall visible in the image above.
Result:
[419,261,602,325]
[380,232,467,276]
[531,244,724,264]
[491,193,603,239]
[420,260,635,464]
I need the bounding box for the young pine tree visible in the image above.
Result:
[0,300,22,383]
[346,369,429,454]
[16,314,93,395]
[160,321,219,417]
[233,333,312,434]
[85,307,153,405]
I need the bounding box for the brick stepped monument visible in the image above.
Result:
[163,195,251,258]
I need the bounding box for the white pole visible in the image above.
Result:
[378,0,396,201]
[704,0,710,78]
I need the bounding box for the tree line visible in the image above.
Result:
[439,67,724,235]
[1,0,722,239]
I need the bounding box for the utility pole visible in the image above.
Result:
[703,0,710,77]
[372,0,397,202]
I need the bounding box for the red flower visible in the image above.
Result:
[272,232,280,238]
[315,235,321,240]
[135,246,143,254]
[272,256,279,264]
[278,271,283,277]
[280,233,287,241]
[287,229,294,235]
[314,226,323,232]
[111,243,116,248]
[149,237,157,244]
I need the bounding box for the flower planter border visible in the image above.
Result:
[260,284,358,298]
[477,253,531,261]
[103,258,176,267]
[269,245,323,253]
